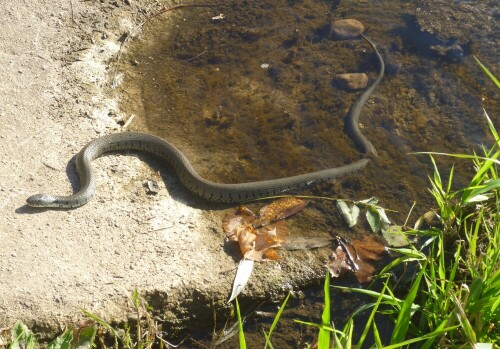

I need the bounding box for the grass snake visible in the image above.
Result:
[27,34,384,208]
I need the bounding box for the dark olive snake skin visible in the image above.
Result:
[26,34,383,208]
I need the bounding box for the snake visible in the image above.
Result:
[26,34,384,208]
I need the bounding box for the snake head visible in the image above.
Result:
[26,194,59,208]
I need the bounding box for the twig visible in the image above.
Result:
[186,47,208,62]
[122,114,135,128]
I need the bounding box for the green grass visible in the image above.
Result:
[291,109,500,347]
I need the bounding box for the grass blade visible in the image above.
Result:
[81,310,118,338]
[473,55,500,88]
[391,261,426,344]
[81,309,120,348]
[463,178,500,204]
[264,292,291,349]
[262,330,275,349]
[357,278,389,347]
[235,298,246,349]
[332,286,420,313]
[383,325,460,349]
[413,152,500,165]
[451,292,477,345]
[373,321,383,348]
[483,109,499,142]
[317,271,331,348]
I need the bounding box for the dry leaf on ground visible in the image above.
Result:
[253,197,308,227]
[326,235,387,283]
[325,245,352,277]
[223,198,308,262]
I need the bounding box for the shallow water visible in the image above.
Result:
[119,0,498,220]
[116,0,498,345]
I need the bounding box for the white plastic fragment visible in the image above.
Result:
[228,258,254,303]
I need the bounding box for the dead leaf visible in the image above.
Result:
[242,222,287,261]
[253,197,308,227]
[326,235,387,283]
[235,205,257,218]
[223,215,247,241]
[256,222,288,245]
[351,236,386,283]
[350,235,387,261]
[237,224,257,257]
[325,245,352,277]
[223,213,288,262]
[353,259,377,284]
[224,198,307,304]
[223,198,307,262]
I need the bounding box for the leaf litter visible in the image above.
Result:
[325,235,388,283]
[223,197,308,262]
[224,196,400,300]
[224,197,308,302]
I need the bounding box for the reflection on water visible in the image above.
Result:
[115,0,498,344]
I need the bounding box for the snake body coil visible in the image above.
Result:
[27,35,383,208]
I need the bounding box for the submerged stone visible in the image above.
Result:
[330,19,365,40]
[334,73,368,91]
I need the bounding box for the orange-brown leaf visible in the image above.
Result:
[353,258,377,283]
[350,235,386,262]
[235,205,256,218]
[350,236,386,283]
[224,199,302,262]
[263,249,280,261]
[254,197,308,227]
[237,225,257,256]
[245,221,287,261]
[223,213,255,241]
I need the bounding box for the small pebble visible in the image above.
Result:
[330,19,365,40]
[144,180,160,195]
[334,73,368,91]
